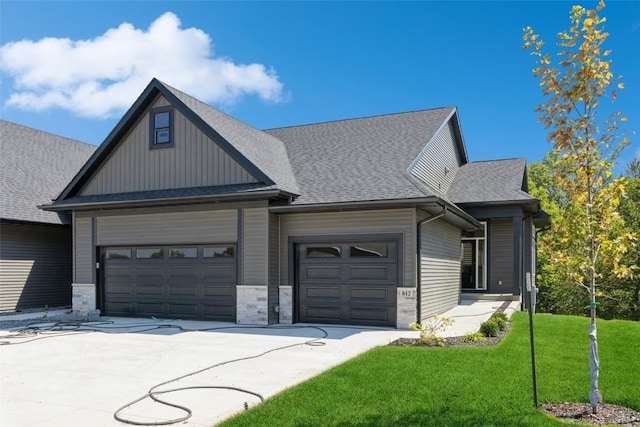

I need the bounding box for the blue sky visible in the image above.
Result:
[1,1,639,169]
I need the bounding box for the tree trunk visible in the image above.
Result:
[589,306,602,413]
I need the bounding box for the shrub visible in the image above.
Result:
[489,313,508,331]
[410,314,454,347]
[461,332,487,343]
[479,319,500,337]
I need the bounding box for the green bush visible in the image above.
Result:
[479,319,499,337]
[461,332,487,343]
[489,313,508,331]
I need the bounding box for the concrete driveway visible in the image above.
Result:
[0,299,514,426]
[0,318,416,427]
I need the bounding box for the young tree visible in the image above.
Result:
[523,0,636,414]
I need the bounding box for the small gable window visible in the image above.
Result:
[149,107,174,149]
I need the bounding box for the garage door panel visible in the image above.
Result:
[203,265,235,280]
[347,265,394,281]
[348,308,390,323]
[136,284,164,296]
[304,286,341,299]
[303,306,342,322]
[348,287,389,301]
[167,284,198,297]
[304,266,342,280]
[166,303,198,317]
[103,244,236,321]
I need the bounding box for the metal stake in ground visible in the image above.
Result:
[526,273,538,408]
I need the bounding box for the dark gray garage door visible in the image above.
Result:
[102,245,236,321]
[296,240,398,327]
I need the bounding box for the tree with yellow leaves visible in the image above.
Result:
[523,0,636,414]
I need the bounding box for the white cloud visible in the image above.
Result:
[0,12,285,118]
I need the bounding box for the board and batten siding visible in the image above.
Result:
[408,121,461,195]
[79,95,257,196]
[0,223,72,312]
[242,208,269,285]
[74,216,94,284]
[95,210,237,246]
[279,208,416,288]
[488,218,514,293]
[419,218,461,320]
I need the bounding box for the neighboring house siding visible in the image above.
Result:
[74,216,94,284]
[79,96,257,196]
[0,223,72,312]
[408,121,461,195]
[268,212,279,324]
[279,208,416,288]
[95,210,237,246]
[419,218,461,320]
[488,218,513,293]
[242,208,268,285]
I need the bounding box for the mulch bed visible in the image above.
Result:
[542,402,640,426]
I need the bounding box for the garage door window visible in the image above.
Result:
[203,246,234,258]
[306,246,341,258]
[136,248,163,259]
[106,249,131,259]
[349,243,388,258]
[169,247,197,259]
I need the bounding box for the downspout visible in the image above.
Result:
[416,206,447,322]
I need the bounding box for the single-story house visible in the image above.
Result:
[39,78,548,327]
[0,120,96,312]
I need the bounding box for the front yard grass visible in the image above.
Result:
[220,312,640,427]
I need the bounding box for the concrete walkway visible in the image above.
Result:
[0,299,516,427]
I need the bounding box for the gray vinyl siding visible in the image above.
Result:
[0,223,72,312]
[419,218,461,320]
[95,210,237,246]
[79,95,258,196]
[279,208,416,288]
[268,212,279,324]
[242,208,268,285]
[74,216,94,284]
[488,218,513,293]
[408,121,461,195]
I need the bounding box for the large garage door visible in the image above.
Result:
[102,245,236,321]
[296,240,398,327]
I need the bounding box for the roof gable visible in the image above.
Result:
[54,79,299,205]
[0,120,96,225]
[265,108,457,205]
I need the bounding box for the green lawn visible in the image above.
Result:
[220,313,640,427]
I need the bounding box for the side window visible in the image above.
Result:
[149,107,174,149]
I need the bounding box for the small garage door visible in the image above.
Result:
[296,240,398,327]
[102,244,236,321]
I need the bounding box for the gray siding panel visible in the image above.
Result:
[419,219,461,319]
[0,223,72,312]
[488,218,513,293]
[268,213,279,324]
[242,208,268,285]
[74,216,94,284]
[95,210,237,246]
[279,209,416,288]
[409,121,461,195]
[80,96,257,196]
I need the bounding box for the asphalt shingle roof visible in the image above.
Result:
[447,158,536,204]
[265,108,455,205]
[161,81,300,196]
[1,120,96,225]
